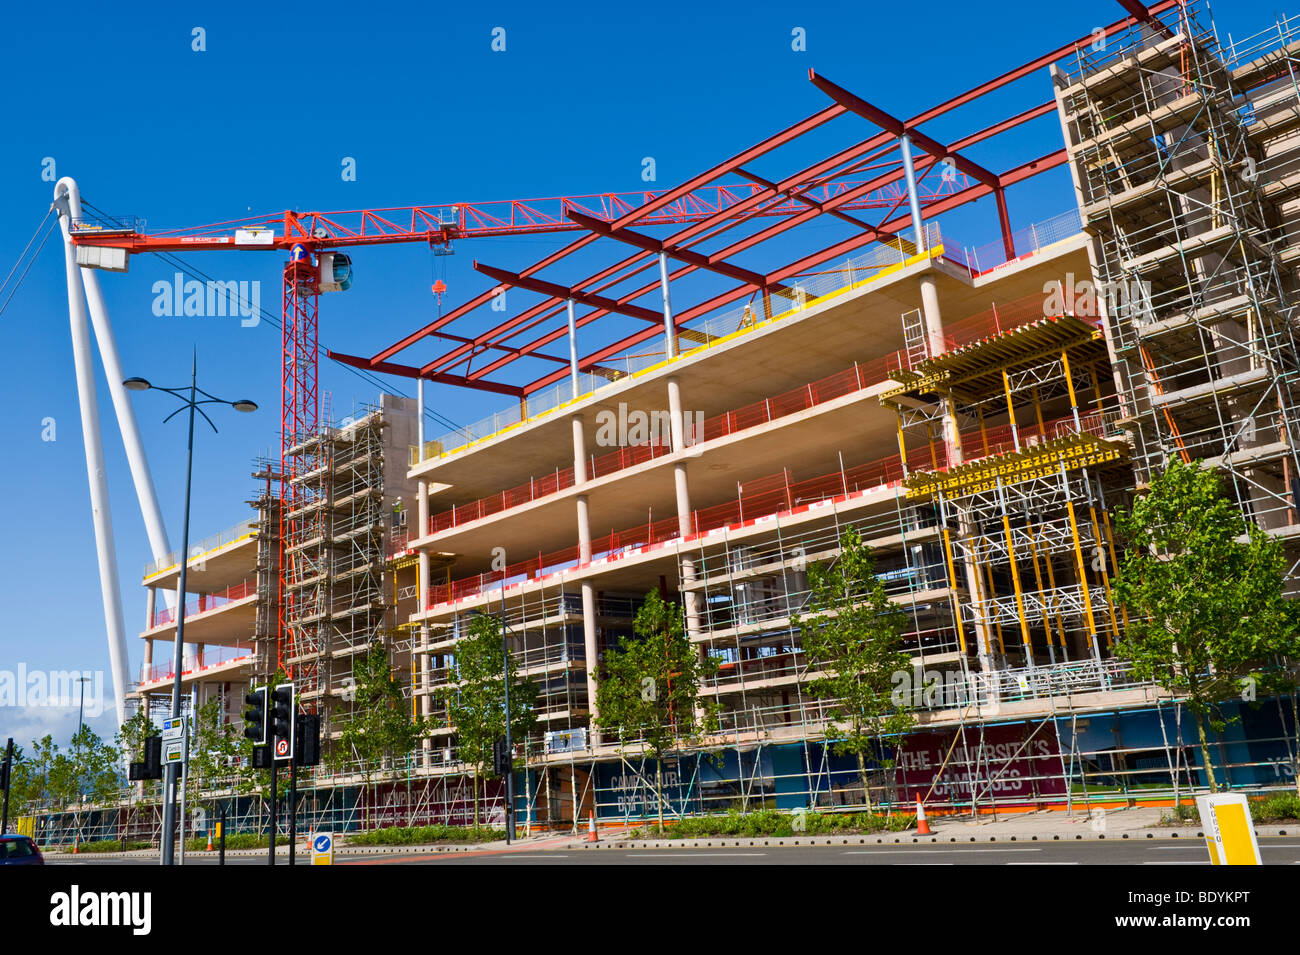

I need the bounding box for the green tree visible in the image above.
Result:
[1112,459,1300,791]
[186,698,247,825]
[117,710,158,766]
[22,735,60,811]
[4,743,32,819]
[438,614,537,827]
[335,644,430,828]
[594,590,718,831]
[796,526,915,810]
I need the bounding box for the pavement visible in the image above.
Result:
[39,806,1300,864]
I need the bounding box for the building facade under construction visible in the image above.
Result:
[107,1,1300,837]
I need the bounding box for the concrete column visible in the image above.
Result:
[921,273,993,671]
[572,413,600,738]
[666,377,685,452]
[667,379,704,645]
[143,587,156,707]
[417,480,430,598]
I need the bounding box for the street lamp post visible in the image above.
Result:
[124,354,256,866]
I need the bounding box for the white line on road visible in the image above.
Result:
[635,852,769,857]
[843,847,1042,854]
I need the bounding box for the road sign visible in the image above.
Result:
[274,737,291,760]
[1196,794,1262,865]
[164,740,184,765]
[312,831,333,866]
[161,716,187,742]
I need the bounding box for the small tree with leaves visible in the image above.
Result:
[594,590,718,832]
[796,526,915,810]
[1112,458,1300,791]
[334,644,430,829]
[184,697,247,828]
[438,614,537,826]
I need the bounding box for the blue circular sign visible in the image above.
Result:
[314,834,332,852]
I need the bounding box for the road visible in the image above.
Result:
[42,837,1300,865]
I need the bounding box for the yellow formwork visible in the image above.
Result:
[903,432,1128,502]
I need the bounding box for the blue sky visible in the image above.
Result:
[0,0,1288,748]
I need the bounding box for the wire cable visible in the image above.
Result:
[0,215,59,322]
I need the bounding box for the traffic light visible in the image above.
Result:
[295,714,321,767]
[271,683,296,762]
[142,735,163,780]
[250,745,272,769]
[492,737,510,777]
[242,686,269,746]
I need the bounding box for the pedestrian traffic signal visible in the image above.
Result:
[251,745,272,769]
[492,737,510,777]
[242,686,269,746]
[271,683,296,762]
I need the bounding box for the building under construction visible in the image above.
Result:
[112,1,1300,835]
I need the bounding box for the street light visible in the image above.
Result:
[124,353,256,866]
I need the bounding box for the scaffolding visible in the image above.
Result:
[1055,0,1300,586]
[881,298,1130,676]
[273,407,392,739]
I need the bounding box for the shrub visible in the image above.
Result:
[633,809,913,839]
[1250,792,1300,823]
[346,824,502,846]
[185,833,288,851]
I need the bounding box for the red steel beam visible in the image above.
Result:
[523,149,1067,395]
[565,210,773,289]
[422,138,909,378]
[364,2,1170,383]
[473,263,664,325]
[326,350,525,396]
[808,70,1001,189]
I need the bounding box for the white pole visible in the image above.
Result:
[53,183,131,729]
[56,180,182,624]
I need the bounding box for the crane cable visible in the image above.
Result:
[0,208,58,321]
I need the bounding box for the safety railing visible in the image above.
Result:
[948,208,1084,277]
[411,224,950,465]
[138,646,255,685]
[424,355,907,537]
[143,518,258,578]
[1223,12,1300,67]
[423,403,1115,612]
[149,578,256,628]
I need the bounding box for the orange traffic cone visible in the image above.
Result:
[586,812,599,843]
[916,795,932,836]
[205,829,214,851]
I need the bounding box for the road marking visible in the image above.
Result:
[1138,857,1206,867]
[843,847,1041,854]
[636,852,768,858]
[1006,861,1079,865]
